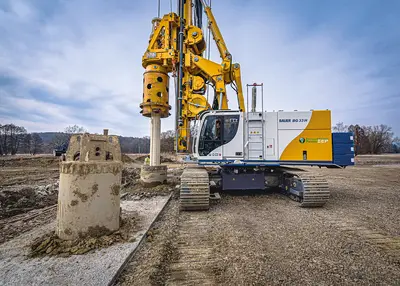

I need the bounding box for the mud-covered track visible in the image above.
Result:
[299,174,330,207]
[180,167,210,211]
[167,211,216,285]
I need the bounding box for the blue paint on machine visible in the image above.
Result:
[332,132,355,166]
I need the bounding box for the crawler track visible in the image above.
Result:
[180,167,210,211]
[298,173,330,207]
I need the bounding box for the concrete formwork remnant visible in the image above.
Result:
[140,165,167,187]
[57,130,123,240]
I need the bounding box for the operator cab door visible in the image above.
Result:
[221,113,243,159]
[198,114,224,160]
[198,112,242,160]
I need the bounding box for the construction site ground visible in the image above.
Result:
[0,197,171,286]
[1,154,400,285]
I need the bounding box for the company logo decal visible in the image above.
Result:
[299,138,328,144]
[279,119,308,123]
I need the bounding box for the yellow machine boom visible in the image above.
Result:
[140,0,245,152]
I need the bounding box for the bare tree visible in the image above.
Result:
[348,124,370,155]
[10,125,27,155]
[52,125,87,148]
[160,130,175,153]
[21,133,32,154]
[0,124,27,155]
[0,124,2,155]
[64,125,87,134]
[332,122,349,132]
[0,124,8,155]
[30,133,43,155]
[364,125,393,154]
[119,136,150,154]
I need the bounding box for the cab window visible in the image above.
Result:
[198,114,239,156]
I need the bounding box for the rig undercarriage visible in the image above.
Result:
[180,166,330,210]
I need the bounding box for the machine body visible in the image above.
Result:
[139,1,354,210]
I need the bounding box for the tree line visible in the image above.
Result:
[333,122,399,155]
[119,130,175,154]
[0,123,176,155]
[0,124,43,155]
[2,122,397,156]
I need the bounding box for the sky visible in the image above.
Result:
[0,0,399,136]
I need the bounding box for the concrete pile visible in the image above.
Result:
[57,130,123,240]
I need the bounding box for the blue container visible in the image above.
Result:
[332,132,354,166]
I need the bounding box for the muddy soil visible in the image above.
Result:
[126,154,176,165]
[0,155,60,244]
[0,156,59,192]
[122,184,176,200]
[0,207,56,244]
[121,154,135,163]
[29,212,140,257]
[0,154,179,246]
[121,159,182,198]
[0,183,59,219]
[121,163,181,200]
[121,166,141,187]
[118,164,400,285]
[117,199,180,286]
[0,155,59,168]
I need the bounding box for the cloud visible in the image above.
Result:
[0,0,399,136]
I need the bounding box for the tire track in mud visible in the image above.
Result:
[318,213,400,259]
[167,211,216,286]
[305,167,400,259]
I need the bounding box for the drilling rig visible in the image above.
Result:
[140,0,355,210]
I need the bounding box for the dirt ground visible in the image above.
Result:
[1,154,400,285]
[117,155,400,286]
[0,153,177,245]
[0,155,59,187]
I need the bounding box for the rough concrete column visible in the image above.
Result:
[56,133,123,240]
[57,161,122,240]
[150,113,161,166]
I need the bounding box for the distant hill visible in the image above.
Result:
[36,132,151,154]
[37,132,64,144]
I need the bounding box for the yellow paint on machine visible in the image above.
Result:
[280,110,333,161]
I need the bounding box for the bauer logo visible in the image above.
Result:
[279,119,308,123]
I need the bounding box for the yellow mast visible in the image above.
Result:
[140,0,245,153]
